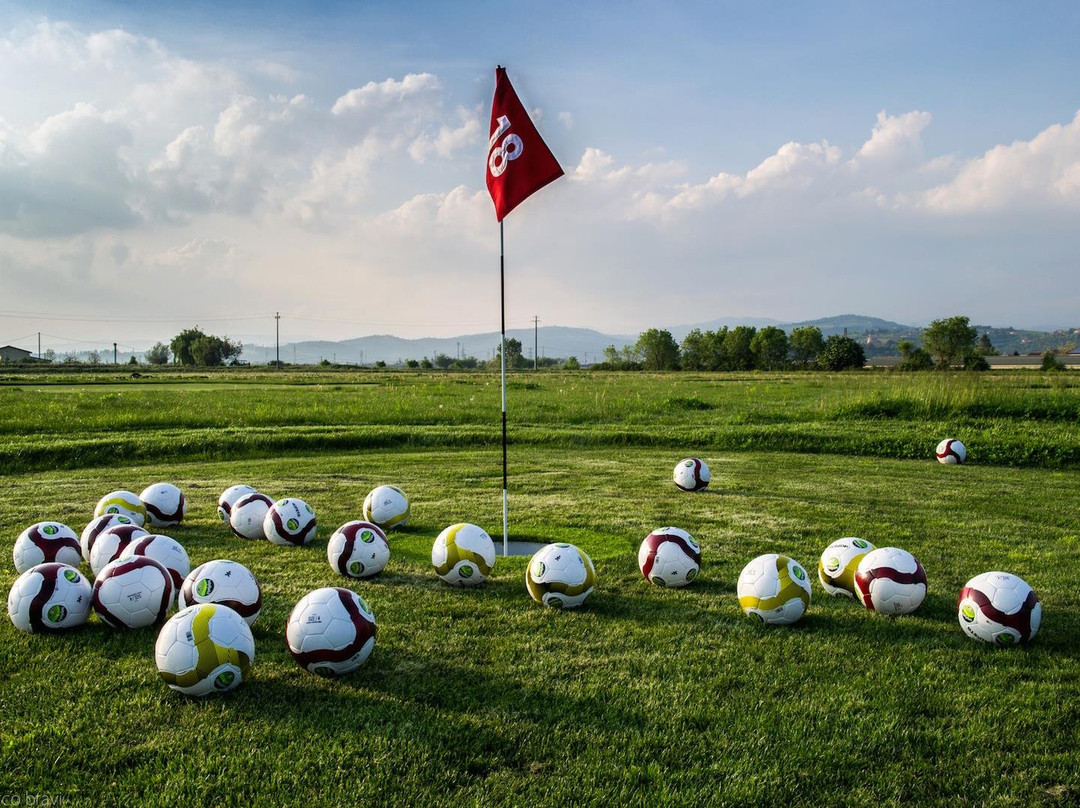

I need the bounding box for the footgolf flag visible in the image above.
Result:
[486,66,564,221]
[486,66,564,555]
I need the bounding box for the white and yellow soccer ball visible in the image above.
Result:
[327,521,390,579]
[229,492,274,540]
[155,603,254,696]
[936,438,967,465]
[8,563,93,633]
[854,547,927,615]
[178,559,262,626]
[89,524,150,577]
[737,554,812,625]
[119,534,191,592]
[264,498,317,546]
[362,485,411,530]
[817,537,876,598]
[92,556,173,629]
[80,514,136,565]
[217,485,259,522]
[673,458,711,492]
[638,527,701,588]
[526,543,596,609]
[94,490,147,526]
[958,572,1041,646]
[13,522,82,573]
[432,523,496,587]
[140,483,186,528]
[286,587,377,677]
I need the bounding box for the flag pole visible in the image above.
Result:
[499,219,509,557]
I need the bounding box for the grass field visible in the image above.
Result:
[1,369,1078,807]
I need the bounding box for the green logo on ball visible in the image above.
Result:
[996,633,1016,646]
[47,605,67,623]
[548,597,564,609]
[533,562,546,578]
[287,518,299,531]
[853,539,869,549]
[360,530,374,543]
[196,579,215,598]
[686,568,698,581]
[305,505,314,514]
[43,524,58,536]
[460,564,473,578]
[961,603,976,623]
[653,576,667,587]
[349,561,364,576]
[214,671,235,689]
[826,557,841,573]
[63,569,79,583]
[793,565,806,581]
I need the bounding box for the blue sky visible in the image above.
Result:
[1,1,1079,351]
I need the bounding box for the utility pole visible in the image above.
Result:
[113,343,118,364]
[37,332,41,360]
[275,312,280,370]
[532,315,539,370]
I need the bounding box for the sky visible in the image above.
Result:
[1,1,1079,354]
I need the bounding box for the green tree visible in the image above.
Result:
[750,326,790,370]
[680,329,710,371]
[635,329,680,370]
[922,316,977,368]
[405,359,420,368]
[87,350,101,364]
[723,326,757,371]
[145,342,170,365]
[1041,351,1065,372]
[790,326,825,368]
[899,347,934,370]
[818,335,865,371]
[563,356,580,369]
[433,353,453,369]
[420,358,433,369]
[43,348,56,363]
[977,333,999,356]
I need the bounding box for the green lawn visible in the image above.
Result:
[0,370,1078,806]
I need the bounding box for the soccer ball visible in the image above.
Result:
[936,438,967,465]
[89,524,150,576]
[674,458,711,492]
[958,572,1041,646]
[362,485,410,530]
[526,543,596,609]
[638,527,701,587]
[286,587,377,677]
[94,490,147,526]
[854,547,927,615]
[432,523,496,586]
[92,556,173,629]
[178,559,262,626]
[155,604,254,696]
[80,514,136,564]
[217,485,259,522]
[737,554,811,625]
[817,537,876,598]
[140,483,186,528]
[229,493,274,540]
[264,498,317,546]
[13,522,82,573]
[8,563,93,633]
[119,534,191,591]
[327,521,390,579]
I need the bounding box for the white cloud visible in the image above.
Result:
[408,107,483,162]
[331,73,440,115]
[558,111,573,130]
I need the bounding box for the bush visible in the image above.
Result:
[898,348,934,371]
[563,356,580,370]
[1041,351,1065,372]
[818,336,865,371]
[406,359,420,368]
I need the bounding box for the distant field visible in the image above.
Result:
[1,369,1078,807]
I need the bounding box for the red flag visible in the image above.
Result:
[486,67,564,221]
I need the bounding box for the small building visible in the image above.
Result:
[0,345,32,362]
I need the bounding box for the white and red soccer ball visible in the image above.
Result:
[673,458,710,492]
[638,527,701,588]
[217,485,259,522]
[327,521,390,579]
[229,493,274,540]
[89,524,151,576]
[92,556,173,629]
[178,559,262,626]
[958,572,1041,646]
[286,587,377,677]
[81,514,136,565]
[13,522,82,573]
[8,563,93,633]
[140,483,186,528]
[265,498,317,546]
[854,547,927,615]
[119,534,190,591]
[936,438,967,465]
